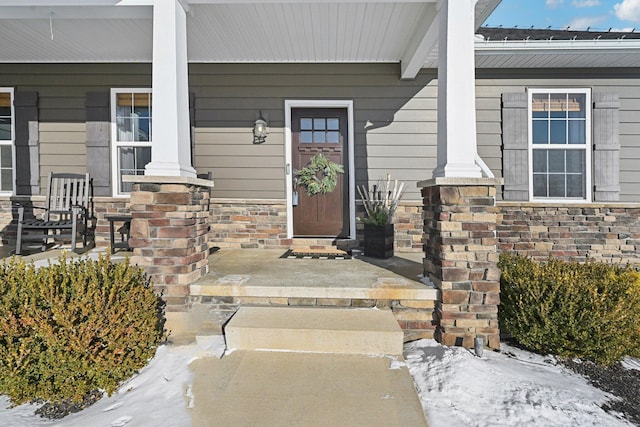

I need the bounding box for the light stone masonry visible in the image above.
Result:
[127,177,213,312]
[420,178,503,350]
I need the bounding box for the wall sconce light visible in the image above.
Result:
[253,112,268,144]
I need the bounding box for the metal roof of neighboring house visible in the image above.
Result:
[472,27,640,69]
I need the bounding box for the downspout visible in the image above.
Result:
[475,153,495,178]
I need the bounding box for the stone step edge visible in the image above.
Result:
[190,284,438,300]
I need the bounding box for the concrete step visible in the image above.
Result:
[224,306,404,356]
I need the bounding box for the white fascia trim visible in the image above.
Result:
[526,88,592,203]
[284,99,355,240]
[0,87,15,196]
[476,39,640,54]
[110,87,152,197]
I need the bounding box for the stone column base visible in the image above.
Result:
[419,177,503,350]
[125,175,214,312]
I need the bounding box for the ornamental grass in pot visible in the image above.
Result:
[357,175,405,258]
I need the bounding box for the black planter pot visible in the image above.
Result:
[363,223,394,259]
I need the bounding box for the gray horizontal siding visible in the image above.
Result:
[191,63,437,200]
[2,63,640,202]
[39,123,87,188]
[0,63,152,194]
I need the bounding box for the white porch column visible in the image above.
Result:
[145,0,196,177]
[432,0,482,178]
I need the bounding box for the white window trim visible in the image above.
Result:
[110,88,152,197]
[284,100,355,240]
[0,88,15,196]
[527,88,592,203]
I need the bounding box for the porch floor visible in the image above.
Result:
[191,249,436,300]
[180,249,438,343]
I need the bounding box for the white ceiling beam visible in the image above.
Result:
[400,3,437,80]
[474,0,500,26]
[186,0,436,3]
[0,0,151,5]
[0,0,437,4]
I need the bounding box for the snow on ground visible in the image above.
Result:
[0,337,225,427]
[622,357,640,372]
[405,339,632,427]
[0,337,635,427]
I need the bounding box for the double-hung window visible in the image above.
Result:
[0,89,14,194]
[111,88,152,195]
[529,89,591,201]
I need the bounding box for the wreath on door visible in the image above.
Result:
[294,153,344,196]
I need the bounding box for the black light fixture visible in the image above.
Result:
[253,112,268,144]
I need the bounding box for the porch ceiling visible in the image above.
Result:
[0,0,499,75]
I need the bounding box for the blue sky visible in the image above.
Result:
[485,0,640,31]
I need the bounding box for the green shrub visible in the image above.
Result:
[498,253,640,365]
[0,253,165,405]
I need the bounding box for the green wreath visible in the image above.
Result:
[295,154,344,196]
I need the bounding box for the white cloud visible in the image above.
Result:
[572,0,601,7]
[546,0,564,8]
[614,0,640,22]
[567,15,608,29]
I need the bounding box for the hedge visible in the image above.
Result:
[498,253,640,365]
[0,253,165,405]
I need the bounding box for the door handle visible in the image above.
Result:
[286,163,291,175]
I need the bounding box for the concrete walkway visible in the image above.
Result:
[190,350,428,427]
[189,306,429,426]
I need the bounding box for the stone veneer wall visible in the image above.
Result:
[393,203,423,252]
[3,196,640,266]
[498,203,640,264]
[0,197,435,254]
[421,179,502,350]
[208,199,423,251]
[208,199,290,249]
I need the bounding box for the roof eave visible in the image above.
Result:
[471,40,640,69]
[475,39,640,51]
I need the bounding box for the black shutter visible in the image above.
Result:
[85,92,111,196]
[14,91,39,196]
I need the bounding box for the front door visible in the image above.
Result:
[292,108,348,237]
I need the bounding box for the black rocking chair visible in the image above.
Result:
[16,172,91,255]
